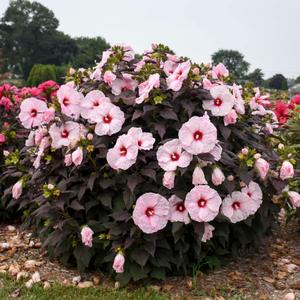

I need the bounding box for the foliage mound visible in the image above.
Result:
[2,44,298,285]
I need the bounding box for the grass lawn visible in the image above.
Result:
[0,274,168,300]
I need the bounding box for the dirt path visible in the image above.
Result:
[0,218,299,299]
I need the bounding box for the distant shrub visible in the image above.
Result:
[27,64,56,86]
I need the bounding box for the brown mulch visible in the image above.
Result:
[0,219,300,299]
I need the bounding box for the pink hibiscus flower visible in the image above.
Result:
[163,60,178,76]
[241,181,263,214]
[19,98,48,129]
[178,115,217,155]
[106,134,138,170]
[127,127,155,151]
[232,84,245,114]
[91,50,113,80]
[201,223,215,242]
[49,121,81,149]
[211,63,229,79]
[118,43,135,61]
[57,84,83,119]
[103,71,116,85]
[132,192,169,234]
[202,78,218,90]
[250,88,270,111]
[168,195,190,224]
[111,74,138,96]
[156,139,193,171]
[203,85,235,116]
[221,191,256,223]
[136,73,160,104]
[185,185,222,222]
[89,102,125,136]
[224,109,238,126]
[81,90,111,120]
[166,60,191,91]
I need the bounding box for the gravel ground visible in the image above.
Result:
[0,218,299,300]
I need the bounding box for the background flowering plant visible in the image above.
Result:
[0,81,59,219]
[269,94,300,221]
[3,44,294,284]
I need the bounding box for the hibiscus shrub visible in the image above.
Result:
[271,95,300,221]
[0,81,59,220]
[6,44,292,284]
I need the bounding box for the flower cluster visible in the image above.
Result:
[3,44,295,283]
[273,94,300,126]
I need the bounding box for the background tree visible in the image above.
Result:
[246,68,264,86]
[268,73,288,90]
[211,49,250,82]
[73,37,110,68]
[294,75,300,84]
[0,0,77,78]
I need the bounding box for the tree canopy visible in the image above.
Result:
[246,68,264,86]
[211,49,250,82]
[0,0,77,78]
[294,75,300,84]
[268,74,288,90]
[72,37,110,68]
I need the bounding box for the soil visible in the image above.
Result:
[0,218,300,300]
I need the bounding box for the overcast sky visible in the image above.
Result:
[1,0,299,78]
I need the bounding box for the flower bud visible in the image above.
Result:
[211,167,225,186]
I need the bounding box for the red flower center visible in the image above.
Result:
[63,98,70,106]
[176,202,185,212]
[232,201,240,210]
[198,198,207,208]
[119,146,127,156]
[214,98,223,107]
[61,129,69,138]
[247,192,252,197]
[30,109,37,117]
[93,100,99,107]
[138,140,142,147]
[103,114,112,124]
[145,207,154,217]
[170,152,180,161]
[193,131,203,141]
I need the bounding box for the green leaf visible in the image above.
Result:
[150,268,166,280]
[129,263,149,281]
[131,248,150,267]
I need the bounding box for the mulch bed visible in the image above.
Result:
[0,218,300,299]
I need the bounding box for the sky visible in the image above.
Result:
[0,0,300,78]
